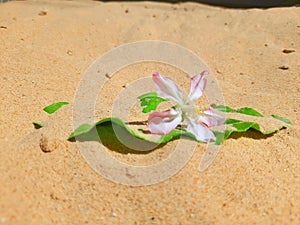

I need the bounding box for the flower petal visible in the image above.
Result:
[187,70,208,103]
[148,108,182,134]
[153,72,184,105]
[198,108,225,127]
[186,118,216,142]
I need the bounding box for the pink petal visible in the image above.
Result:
[187,71,208,103]
[153,72,184,105]
[186,118,216,142]
[148,109,182,134]
[198,108,225,127]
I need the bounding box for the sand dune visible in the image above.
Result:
[0,0,299,224]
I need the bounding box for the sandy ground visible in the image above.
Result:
[0,0,299,224]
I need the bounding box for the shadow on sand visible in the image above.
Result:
[98,0,299,8]
[68,120,278,155]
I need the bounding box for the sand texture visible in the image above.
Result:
[0,0,299,224]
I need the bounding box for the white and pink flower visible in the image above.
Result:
[148,71,225,142]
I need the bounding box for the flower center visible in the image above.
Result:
[194,106,210,116]
[178,104,210,120]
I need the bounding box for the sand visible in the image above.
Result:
[0,0,299,224]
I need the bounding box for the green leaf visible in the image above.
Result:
[212,105,235,112]
[271,114,291,124]
[68,104,290,146]
[232,122,259,132]
[33,122,43,129]
[43,102,69,114]
[68,117,198,145]
[225,118,242,124]
[68,123,93,140]
[137,92,167,113]
[69,114,289,146]
[235,107,263,117]
[214,119,288,145]
[212,105,263,117]
[210,105,290,144]
[213,131,226,145]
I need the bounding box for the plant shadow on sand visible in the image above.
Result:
[68,120,280,154]
[68,122,168,154]
[229,128,277,140]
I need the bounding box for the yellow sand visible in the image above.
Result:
[0,0,299,224]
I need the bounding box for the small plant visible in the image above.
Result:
[35,71,290,146]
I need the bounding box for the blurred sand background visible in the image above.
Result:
[0,0,299,224]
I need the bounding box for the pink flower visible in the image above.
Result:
[148,71,225,142]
